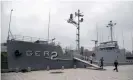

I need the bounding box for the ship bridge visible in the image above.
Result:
[98,41,119,50]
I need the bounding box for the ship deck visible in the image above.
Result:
[2,65,133,80]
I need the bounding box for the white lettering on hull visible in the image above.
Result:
[26,50,58,59]
[44,51,49,57]
[51,51,58,59]
[35,51,41,56]
[26,50,33,56]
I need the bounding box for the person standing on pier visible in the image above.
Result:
[113,60,119,72]
[89,56,93,64]
[100,57,104,69]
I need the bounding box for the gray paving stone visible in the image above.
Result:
[1,65,133,80]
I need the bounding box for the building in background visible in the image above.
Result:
[1,43,7,52]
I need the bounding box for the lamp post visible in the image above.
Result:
[67,9,84,51]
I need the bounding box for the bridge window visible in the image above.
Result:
[126,57,133,60]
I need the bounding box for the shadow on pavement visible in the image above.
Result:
[87,67,106,71]
[50,71,64,74]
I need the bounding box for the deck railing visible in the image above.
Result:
[8,35,61,46]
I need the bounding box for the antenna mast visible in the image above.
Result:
[7,9,14,40]
[48,9,51,41]
[67,9,84,51]
[96,23,98,44]
[131,32,133,53]
[106,20,116,41]
[122,30,125,49]
[132,36,133,54]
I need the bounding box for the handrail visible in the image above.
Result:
[8,35,61,46]
[9,35,47,42]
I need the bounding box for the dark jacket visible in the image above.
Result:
[114,61,118,66]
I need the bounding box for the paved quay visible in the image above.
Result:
[1,65,133,80]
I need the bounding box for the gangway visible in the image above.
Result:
[73,57,100,68]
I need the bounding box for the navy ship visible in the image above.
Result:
[6,35,75,71]
[92,21,133,66]
[3,9,95,72]
[2,10,133,72]
[4,9,76,71]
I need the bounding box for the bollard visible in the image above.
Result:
[27,67,31,72]
[47,66,49,71]
[84,65,86,68]
[62,66,64,70]
[9,68,12,72]
[74,65,76,69]
[15,68,19,73]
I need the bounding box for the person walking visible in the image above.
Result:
[100,57,104,69]
[113,60,119,72]
[89,56,93,64]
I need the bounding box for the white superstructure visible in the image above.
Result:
[93,21,133,65]
[95,41,126,64]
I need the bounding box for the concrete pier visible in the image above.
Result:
[2,65,133,80]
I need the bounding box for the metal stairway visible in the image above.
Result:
[73,53,100,68]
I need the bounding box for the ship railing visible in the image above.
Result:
[8,35,61,46]
[48,41,61,46]
[8,35,47,42]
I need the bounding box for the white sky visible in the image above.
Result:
[1,0,133,51]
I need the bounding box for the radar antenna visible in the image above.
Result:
[106,20,116,41]
[67,9,84,51]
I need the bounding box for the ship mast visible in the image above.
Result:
[132,36,133,54]
[91,23,98,51]
[7,9,14,40]
[122,30,125,49]
[106,20,116,41]
[67,9,84,51]
[96,23,98,44]
[131,32,133,54]
[47,9,51,42]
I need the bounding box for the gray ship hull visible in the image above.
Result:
[6,40,98,72]
[7,40,74,70]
